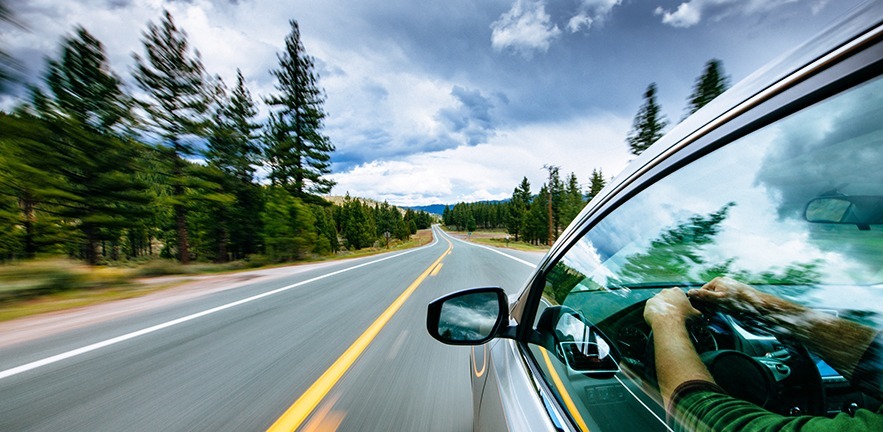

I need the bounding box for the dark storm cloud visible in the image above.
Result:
[436,86,499,146]
[107,0,133,9]
[332,127,394,171]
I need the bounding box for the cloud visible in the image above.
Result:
[566,15,594,33]
[331,114,632,206]
[654,0,809,28]
[491,0,561,57]
[567,0,622,33]
[654,2,703,28]
[436,86,500,146]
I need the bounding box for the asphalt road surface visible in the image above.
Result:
[0,226,544,431]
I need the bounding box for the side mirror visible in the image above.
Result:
[805,196,883,230]
[427,287,509,345]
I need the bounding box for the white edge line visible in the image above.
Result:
[437,229,536,268]
[614,375,673,431]
[0,231,442,381]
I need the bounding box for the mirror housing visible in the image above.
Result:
[427,287,510,345]
[805,195,883,230]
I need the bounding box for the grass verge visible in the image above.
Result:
[0,229,435,323]
[441,228,550,252]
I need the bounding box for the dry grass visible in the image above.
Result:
[0,283,175,322]
[444,229,550,252]
[0,229,437,322]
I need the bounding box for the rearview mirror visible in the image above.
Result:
[805,195,883,230]
[536,306,621,378]
[427,287,509,345]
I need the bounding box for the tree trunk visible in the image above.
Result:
[20,195,36,259]
[85,228,99,266]
[176,203,189,264]
[215,212,229,263]
[172,149,190,264]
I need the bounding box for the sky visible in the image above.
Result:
[0,0,869,206]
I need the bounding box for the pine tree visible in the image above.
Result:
[311,204,339,255]
[588,168,606,201]
[207,70,261,182]
[260,186,317,261]
[544,165,563,243]
[206,70,262,261]
[524,185,550,246]
[46,27,133,134]
[685,59,730,117]
[626,83,668,156]
[37,28,149,264]
[507,177,532,241]
[0,112,67,258]
[340,195,375,249]
[561,172,585,228]
[133,10,212,264]
[264,20,335,201]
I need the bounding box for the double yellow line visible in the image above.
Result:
[267,237,453,431]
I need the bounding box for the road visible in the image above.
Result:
[0,226,544,431]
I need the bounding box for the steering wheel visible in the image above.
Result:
[642,305,826,416]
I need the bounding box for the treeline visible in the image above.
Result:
[0,10,431,265]
[444,168,607,245]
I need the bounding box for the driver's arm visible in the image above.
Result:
[689,277,879,384]
[643,288,717,408]
[645,286,883,431]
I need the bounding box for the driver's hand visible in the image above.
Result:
[644,288,701,328]
[688,277,761,314]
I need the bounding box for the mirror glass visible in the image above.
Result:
[437,291,502,343]
[805,197,852,223]
[805,196,883,226]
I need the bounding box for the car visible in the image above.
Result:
[426,2,883,431]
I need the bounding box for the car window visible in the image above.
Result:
[526,75,883,431]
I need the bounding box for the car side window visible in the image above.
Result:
[525,75,883,431]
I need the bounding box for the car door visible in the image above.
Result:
[513,13,883,431]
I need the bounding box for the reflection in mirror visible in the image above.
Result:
[437,291,501,343]
[805,197,852,223]
[805,196,883,228]
[556,312,619,374]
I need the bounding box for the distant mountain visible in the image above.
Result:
[407,204,447,215]
[408,199,509,215]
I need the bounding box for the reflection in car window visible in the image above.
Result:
[528,76,883,431]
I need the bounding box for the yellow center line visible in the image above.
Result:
[540,347,590,432]
[267,236,454,432]
[430,262,444,276]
